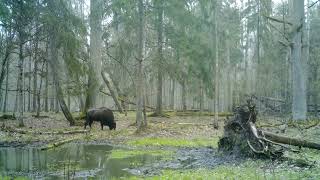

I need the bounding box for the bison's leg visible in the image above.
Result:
[100,121,104,130]
[89,121,93,129]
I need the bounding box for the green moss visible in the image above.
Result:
[127,137,219,148]
[109,149,173,159]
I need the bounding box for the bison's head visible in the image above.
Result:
[109,122,116,130]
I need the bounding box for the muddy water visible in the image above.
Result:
[0,143,161,179]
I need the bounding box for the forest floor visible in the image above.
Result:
[0,111,320,179]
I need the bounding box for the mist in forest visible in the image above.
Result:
[1,0,318,126]
[1,0,320,179]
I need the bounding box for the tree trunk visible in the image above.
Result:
[155,0,164,115]
[55,85,59,113]
[47,12,75,125]
[182,79,187,111]
[290,0,306,120]
[170,78,175,110]
[3,59,9,113]
[17,32,24,127]
[136,0,146,130]
[44,61,48,112]
[28,51,31,112]
[263,131,320,150]
[0,40,13,111]
[200,80,204,112]
[101,71,124,113]
[214,4,219,124]
[50,74,55,111]
[33,49,38,112]
[226,30,232,111]
[36,61,45,117]
[79,95,84,112]
[86,0,103,110]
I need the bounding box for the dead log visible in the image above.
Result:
[38,130,89,135]
[101,71,124,113]
[262,131,320,150]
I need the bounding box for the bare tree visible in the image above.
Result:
[136,0,147,130]
[290,0,307,120]
[85,0,103,110]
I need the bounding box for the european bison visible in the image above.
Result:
[84,107,116,130]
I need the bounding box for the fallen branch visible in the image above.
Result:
[40,138,75,150]
[308,0,320,8]
[264,15,293,25]
[100,90,155,110]
[101,71,124,113]
[38,130,89,135]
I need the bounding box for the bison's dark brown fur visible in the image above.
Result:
[84,107,116,130]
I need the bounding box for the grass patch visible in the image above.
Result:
[123,160,320,180]
[287,119,320,129]
[127,137,219,148]
[109,149,174,159]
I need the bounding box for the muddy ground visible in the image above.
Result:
[0,111,223,146]
[0,111,320,179]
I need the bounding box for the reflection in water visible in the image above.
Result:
[0,143,160,179]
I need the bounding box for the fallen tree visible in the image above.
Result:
[100,90,155,110]
[218,100,320,158]
[101,71,124,113]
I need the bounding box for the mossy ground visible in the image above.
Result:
[124,163,320,180]
[127,137,219,148]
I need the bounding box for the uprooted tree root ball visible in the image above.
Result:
[218,99,320,158]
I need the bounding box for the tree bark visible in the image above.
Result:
[3,59,9,113]
[17,32,24,127]
[136,0,146,130]
[290,0,307,120]
[36,62,45,117]
[85,0,103,110]
[155,0,164,115]
[44,61,48,112]
[32,44,38,112]
[55,86,59,113]
[47,10,75,125]
[200,80,204,112]
[170,78,175,110]
[214,3,219,124]
[182,78,187,111]
[50,78,55,111]
[0,38,14,111]
[27,50,31,112]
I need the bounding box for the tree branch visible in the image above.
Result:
[308,0,320,8]
[264,15,293,26]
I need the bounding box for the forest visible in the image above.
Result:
[0,0,320,179]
